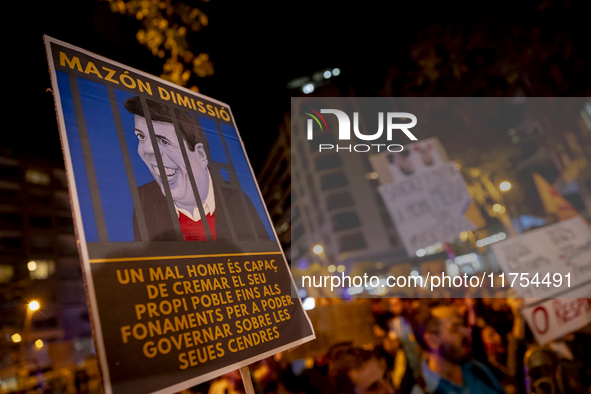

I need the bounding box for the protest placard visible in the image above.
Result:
[377,161,476,256]
[521,284,591,344]
[491,216,591,299]
[45,36,314,394]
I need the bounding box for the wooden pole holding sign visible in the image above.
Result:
[239,366,255,394]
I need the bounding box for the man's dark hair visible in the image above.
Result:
[328,346,380,394]
[327,341,355,361]
[409,300,445,351]
[124,96,207,153]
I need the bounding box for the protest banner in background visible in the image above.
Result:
[377,161,476,256]
[491,216,591,300]
[521,286,591,344]
[492,215,591,343]
[369,138,483,256]
[45,36,314,394]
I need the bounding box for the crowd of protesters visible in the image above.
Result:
[187,296,591,394]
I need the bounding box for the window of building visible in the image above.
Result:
[332,211,361,232]
[292,206,301,222]
[326,191,355,211]
[27,192,51,207]
[338,233,367,253]
[321,172,348,190]
[56,216,75,234]
[0,213,23,229]
[0,265,14,282]
[315,153,342,171]
[0,189,19,204]
[29,216,52,228]
[0,165,20,182]
[0,237,22,252]
[292,224,304,242]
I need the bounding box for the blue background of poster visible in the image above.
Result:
[56,71,274,242]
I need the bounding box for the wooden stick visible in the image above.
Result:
[239,366,255,394]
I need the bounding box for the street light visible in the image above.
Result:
[313,244,328,266]
[20,300,41,366]
[500,181,512,192]
[498,181,523,235]
[312,245,331,295]
[312,244,324,255]
[492,204,506,214]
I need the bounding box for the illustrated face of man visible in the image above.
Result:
[134,115,209,210]
[427,306,472,364]
[348,357,394,394]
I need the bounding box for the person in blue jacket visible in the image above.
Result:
[409,302,506,394]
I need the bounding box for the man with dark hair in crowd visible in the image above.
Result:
[328,346,394,394]
[409,302,506,394]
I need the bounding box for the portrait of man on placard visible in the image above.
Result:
[124,96,267,242]
[385,139,449,183]
[393,149,416,177]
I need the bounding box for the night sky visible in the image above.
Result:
[10,0,370,172]
[8,1,591,173]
